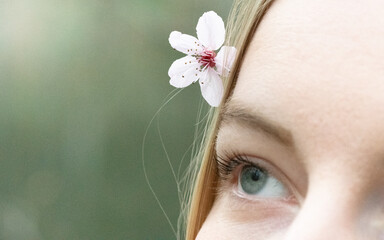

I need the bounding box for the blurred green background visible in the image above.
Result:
[0,0,231,239]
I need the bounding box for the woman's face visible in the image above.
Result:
[196,0,384,239]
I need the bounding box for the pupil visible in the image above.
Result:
[251,169,261,181]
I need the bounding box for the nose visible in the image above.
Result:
[283,181,360,240]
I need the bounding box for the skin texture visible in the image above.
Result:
[196,0,384,239]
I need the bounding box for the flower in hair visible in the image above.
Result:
[168,11,236,107]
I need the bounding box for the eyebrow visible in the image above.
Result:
[220,101,294,147]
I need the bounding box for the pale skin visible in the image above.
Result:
[196,0,384,239]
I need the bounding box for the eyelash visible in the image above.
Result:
[216,152,270,181]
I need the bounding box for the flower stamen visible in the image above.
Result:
[198,50,216,68]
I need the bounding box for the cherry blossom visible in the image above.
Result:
[168,11,236,107]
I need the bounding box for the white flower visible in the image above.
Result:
[168,11,237,107]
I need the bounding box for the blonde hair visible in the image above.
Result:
[179,1,276,239]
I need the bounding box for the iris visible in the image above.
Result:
[240,166,268,195]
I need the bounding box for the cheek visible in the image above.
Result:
[196,194,298,240]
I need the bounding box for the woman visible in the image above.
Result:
[177,0,384,239]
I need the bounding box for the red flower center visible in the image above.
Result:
[198,50,216,68]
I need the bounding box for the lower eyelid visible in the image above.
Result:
[225,188,298,212]
[216,191,299,232]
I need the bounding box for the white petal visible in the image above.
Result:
[215,46,237,77]
[168,55,196,78]
[199,69,224,107]
[169,56,201,88]
[196,11,225,51]
[169,31,204,55]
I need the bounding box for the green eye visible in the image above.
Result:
[239,166,268,195]
[238,165,287,198]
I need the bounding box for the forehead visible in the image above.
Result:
[230,0,384,162]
